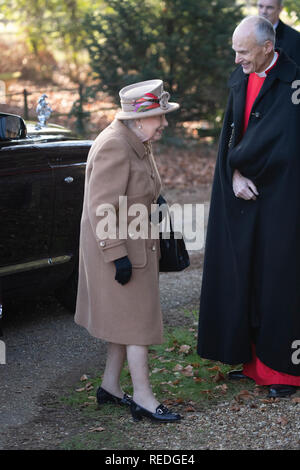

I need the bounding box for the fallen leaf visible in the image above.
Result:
[230,405,241,412]
[181,365,194,377]
[235,390,253,403]
[215,384,228,393]
[172,379,181,385]
[88,396,97,401]
[260,398,280,404]
[193,377,205,383]
[81,402,92,408]
[85,383,94,392]
[165,347,175,352]
[178,344,191,354]
[88,426,105,433]
[184,406,195,412]
[292,397,300,403]
[163,399,177,406]
[207,365,220,371]
[212,371,225,383]
[191,363,201,368]
[80,374,88,382]
[175,398,184,404]
[277,416,289,426]
[173,364,183,372]
[75,387,86,393]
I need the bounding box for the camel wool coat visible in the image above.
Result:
[74,119,163,345]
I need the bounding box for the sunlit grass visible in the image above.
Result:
[61,309,252,412]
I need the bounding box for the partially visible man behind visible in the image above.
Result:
[258,0,300,65]
[197,15,300,398]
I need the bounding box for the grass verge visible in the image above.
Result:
[59,309,257,450]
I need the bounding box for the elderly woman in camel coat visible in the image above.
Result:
[75,80,181,423]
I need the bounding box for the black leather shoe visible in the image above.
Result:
[96,387,133,406]
[228,370,253,380]
[268,384,297,398]
[130,401,182,423]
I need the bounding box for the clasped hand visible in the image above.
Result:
[232,169,259,201]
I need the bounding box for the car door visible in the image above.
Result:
[0,143,54,294]
[46,142,91,283]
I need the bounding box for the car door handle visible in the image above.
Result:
[64,177,74,184]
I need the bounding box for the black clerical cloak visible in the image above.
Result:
[276,19,300,66]
[197,50,300,376]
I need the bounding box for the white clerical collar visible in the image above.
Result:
[273,21,279,30]
[255,51,279,78]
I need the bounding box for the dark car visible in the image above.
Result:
[0,111,92,321]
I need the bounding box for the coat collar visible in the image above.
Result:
[275,19,285,38]
[110,119,146,159]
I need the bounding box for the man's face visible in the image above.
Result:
[232,29,272,74]
[257,0,282,25]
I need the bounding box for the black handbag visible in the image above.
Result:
[159,220,190,272]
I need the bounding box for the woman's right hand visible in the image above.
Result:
[114,256,132,285]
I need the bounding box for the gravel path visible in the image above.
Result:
[0,185,299,450]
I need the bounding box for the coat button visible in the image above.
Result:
[152,245,156,251]
[151,173,155,179]
[100,241,106,247]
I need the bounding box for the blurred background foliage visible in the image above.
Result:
[0,0,299,137]
[82,0,243,125]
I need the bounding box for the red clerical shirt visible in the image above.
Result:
[243,52,279,134]
[243,73,265,134]
[241,53,300,386]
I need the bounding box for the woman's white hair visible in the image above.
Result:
[121,119,137,130]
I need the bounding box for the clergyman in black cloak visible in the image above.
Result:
[197,16,300,396]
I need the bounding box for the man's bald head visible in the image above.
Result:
[232,16,275,74]
[233,16,275,47]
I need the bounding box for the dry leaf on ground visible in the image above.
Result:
[173,364,183,372]
[181,365,194,377]
[212,371,225,383]
[277,416,289,426]
[178,345,191,354]
[291,397,300,403]
[88,426,105,433]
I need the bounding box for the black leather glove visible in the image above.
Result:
[150,194,167,224]
[114,256,132,285]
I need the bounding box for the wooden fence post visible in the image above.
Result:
[23,89,29,120]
